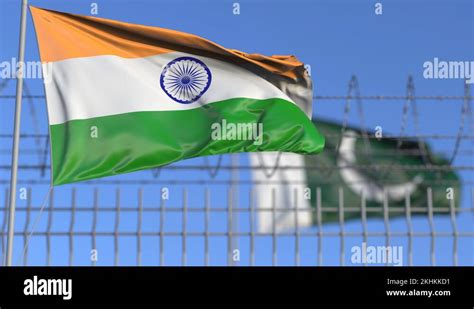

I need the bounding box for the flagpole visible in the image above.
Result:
[6,0,28,266]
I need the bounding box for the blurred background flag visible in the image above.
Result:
[251,119,461,231]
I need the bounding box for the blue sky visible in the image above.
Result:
[0,0,472,265]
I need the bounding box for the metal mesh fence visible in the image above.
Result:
[0,77,472,266]
[0,184,472,266]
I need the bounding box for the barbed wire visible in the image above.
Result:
[0,164,472,171]
[2,148,473,157]
[314,95,473,100]
[1,133,472,139]
[0,77,472,181]
[1,95,473,100]
[1,180,471,186]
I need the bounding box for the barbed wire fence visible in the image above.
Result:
[0,76,472,266]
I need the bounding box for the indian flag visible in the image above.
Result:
[30,7,324,185]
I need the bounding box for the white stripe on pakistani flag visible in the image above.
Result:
[43,51,295,125]
[249,152,312,233]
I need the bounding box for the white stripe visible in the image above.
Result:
[43,52,293,125]
[249,152,312,233]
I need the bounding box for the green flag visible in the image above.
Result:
[251,119,460,231]
[306,119,461,223]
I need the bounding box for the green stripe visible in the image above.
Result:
[50,97,325,185]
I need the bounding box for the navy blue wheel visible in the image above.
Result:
[160,56,212,104]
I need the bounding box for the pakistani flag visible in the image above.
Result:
[30,7,324,185]
[251,120,460,231]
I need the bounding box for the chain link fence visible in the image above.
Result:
[0,77,472,266]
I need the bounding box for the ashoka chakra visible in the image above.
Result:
[160,56,212,104]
